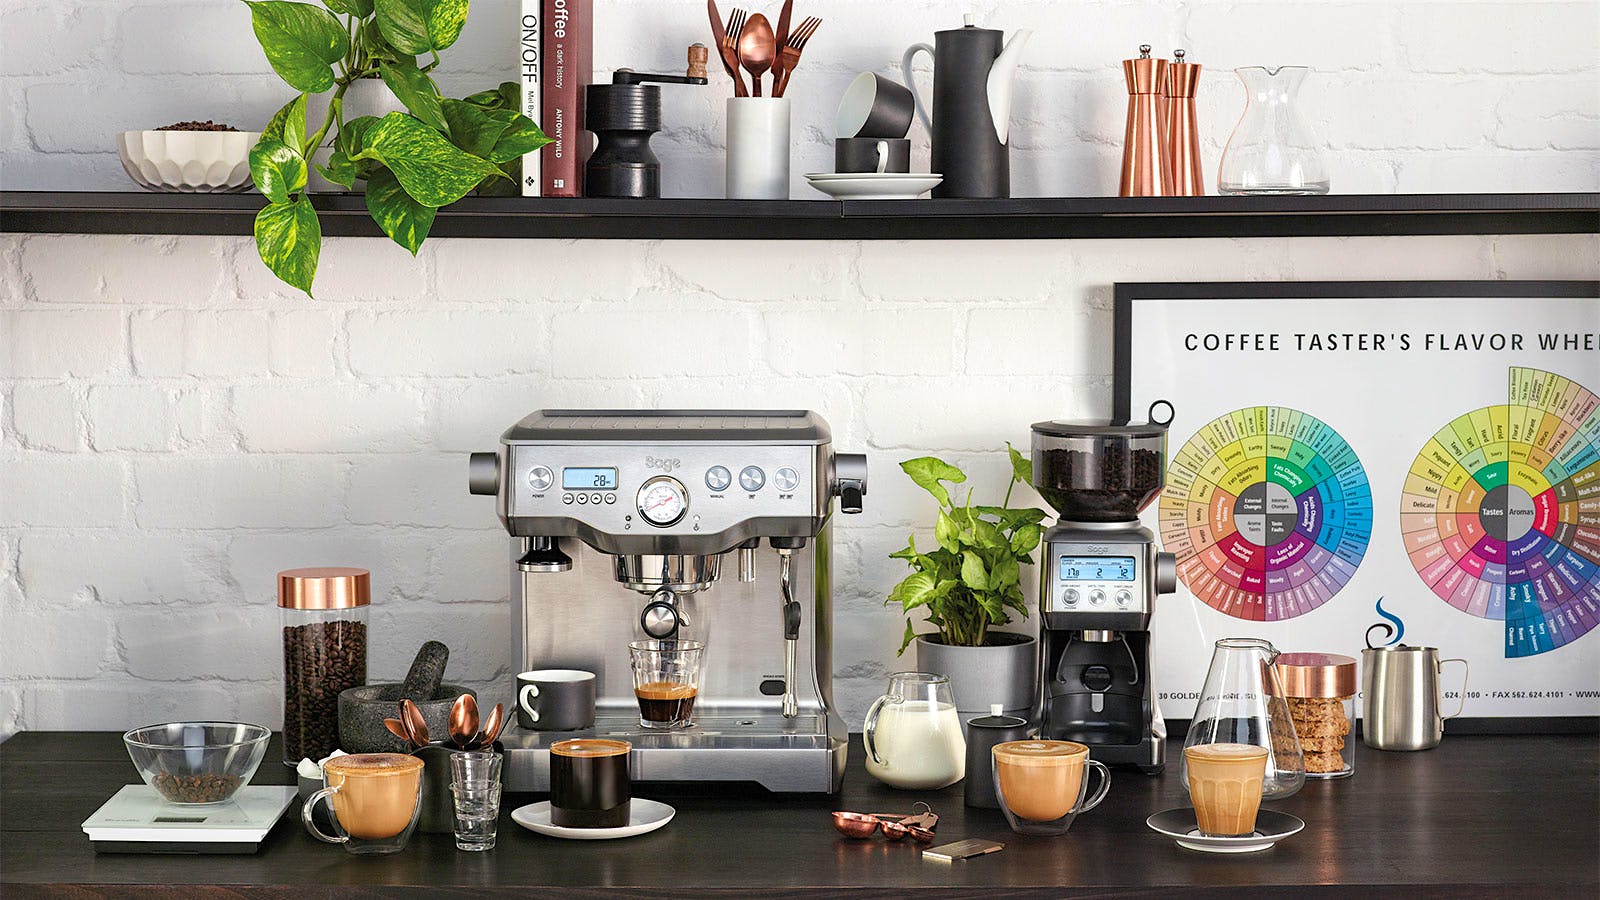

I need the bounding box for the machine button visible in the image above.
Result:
[773,467,800,492]
[576,493,589,504]
[759,679,787,696]
[590,493,605,505]
[1115,590,1132,606]
[1089,589,1106,605]
[1081,665,1115,693]
[527,465,554,491]
[1063,588,1080,605]
[705,465,732,492]
[739,466,766,492]
[604,492,617,505]
[561,492,574,504]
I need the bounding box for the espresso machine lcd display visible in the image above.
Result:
[1059,557,1137,582]
[470,410,866,793]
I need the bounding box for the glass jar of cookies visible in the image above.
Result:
[1274,652,1357,779]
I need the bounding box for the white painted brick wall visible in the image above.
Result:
[2,1,1598,738]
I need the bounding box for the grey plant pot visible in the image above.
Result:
[915,631,1037,731]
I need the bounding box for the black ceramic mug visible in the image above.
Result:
[965,705,1034,808]
[836,72,915,139]
[517,669,596,731]
[549,739,631,828]
[835,138,911,174]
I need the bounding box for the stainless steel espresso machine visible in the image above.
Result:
[468,410,865,792]
[1031,402,1176,774]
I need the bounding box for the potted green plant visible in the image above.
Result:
[241,0,550,296]
[885,447,1046,723]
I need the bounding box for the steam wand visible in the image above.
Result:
[778,547,800,718]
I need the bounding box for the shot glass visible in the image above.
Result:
[450,782,502,851]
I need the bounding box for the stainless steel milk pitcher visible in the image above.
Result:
[1361,645,1467,751]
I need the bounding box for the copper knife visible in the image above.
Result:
[706,0,748,96]
[771,0,795,88]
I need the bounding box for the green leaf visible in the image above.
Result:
[462,81,518,111]
[1009,523,1042,555]
[888,571,938,611]
[900,457,965,508]
[322,0,373,15]
[960,551,989,592]
[486,112,551,164]
[934,512,961,554]
[249,137,307,204]
[353,111,500,206]
[337,114,380,156]
[427,0,468,50]
[440,98,508,158]
[897,619,917,656]
[244,1,349,93]
[262,93,309,151]
[380,59,448,134]
[991,555,1021,590]
[374,0,431,54]
[254,196,321,296]
[364,167,437,254]
[317,151,358,188]
[1007,442,1033,484]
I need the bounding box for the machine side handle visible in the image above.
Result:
[834,453,867,514]
[1155,551,1177,594]
[468,452,500,495]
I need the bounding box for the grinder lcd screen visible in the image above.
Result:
[1059,556,1136,582]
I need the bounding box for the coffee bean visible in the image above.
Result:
[283,619,367,762]
[1036,447,1163,521]
[152,772,243,804]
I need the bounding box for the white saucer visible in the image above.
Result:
[1146,808,1305,854]
[805,173,942,200]
[510,799,675,840]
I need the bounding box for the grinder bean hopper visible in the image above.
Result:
[1031,400,1177,774]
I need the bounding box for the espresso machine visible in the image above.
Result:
[468,410,865,792]
[1031,402,1176,774]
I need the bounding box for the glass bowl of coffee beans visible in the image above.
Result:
[123,722,271,805]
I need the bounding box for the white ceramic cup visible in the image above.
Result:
[726,97,791,200]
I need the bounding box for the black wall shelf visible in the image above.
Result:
[1,191,1595,241]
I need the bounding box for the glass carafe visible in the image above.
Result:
[863,672,966,790]
[1182,638,1305,800]
[1217,66,1329,195]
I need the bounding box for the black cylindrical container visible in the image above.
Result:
[965,705,1033,808]
[584,83,662,199]
[930,25,1006,198]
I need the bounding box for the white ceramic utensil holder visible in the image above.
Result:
[726,97,791,200]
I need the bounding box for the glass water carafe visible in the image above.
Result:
[1217,66,1329,195]
[863,672,966,790]
[1182,638,1305,800]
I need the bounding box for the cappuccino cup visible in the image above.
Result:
[991,740,1110,836]
[1184,742,1269,836]
[302,753,423,854]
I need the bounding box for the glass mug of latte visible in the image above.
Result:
[302,753,424,854]
[991,740,1111,836]
[1184,742,1269,836]
[628,640,703,729]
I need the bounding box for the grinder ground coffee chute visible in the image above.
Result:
[1031,401,1177,774]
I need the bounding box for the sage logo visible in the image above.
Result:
[645,456,681,472]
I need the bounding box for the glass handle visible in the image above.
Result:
[1439,658,1469,721]
[862,695,891,766]
[1076,760,1112,814]
[301,785,346,844]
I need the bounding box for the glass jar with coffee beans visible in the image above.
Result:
[279,567,370,766]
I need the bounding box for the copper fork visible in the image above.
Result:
[773,16,820,98]
[722,7,750,97]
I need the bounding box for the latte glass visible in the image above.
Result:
[302,753,423,854]
[1184,742,1269,836]
[991,740,1110,836]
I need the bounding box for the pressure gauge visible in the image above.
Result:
[637,476,688,526]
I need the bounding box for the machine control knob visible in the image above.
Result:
[1063,588,1080,605]
[1155,551,1178,595]
[1089,589,1106,606]
[705,465,732,492]
[1081,665,1114,693]
[640,594,682,638]
[1115,590,1132,607]
[739,466,766,492]
[527,465,554,491]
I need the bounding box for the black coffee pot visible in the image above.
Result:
[901,15,1032,198]
[964,704,1034,808]
[585,60,707,199]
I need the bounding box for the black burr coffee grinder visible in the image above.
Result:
[1030,401,1177,774]
[584,46,708,199]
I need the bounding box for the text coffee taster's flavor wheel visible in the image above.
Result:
[1400,367,1600,657]
[1161,406,1374,621]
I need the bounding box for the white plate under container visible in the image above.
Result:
[804,173,942,200]
[510,799,675,840]
[1145,807,1305,854]
[118,130,259,193]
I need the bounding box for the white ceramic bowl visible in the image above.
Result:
[118,129,260,193]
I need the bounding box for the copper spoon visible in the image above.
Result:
[476,703,506,750]
[383,717,412,744]
[449,694,480,749]
[737,13,775,97]
[400,698,430,746]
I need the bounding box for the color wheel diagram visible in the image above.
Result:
[1400,367,1600,658]
[1160,406,1373,621]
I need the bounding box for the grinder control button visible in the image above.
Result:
[1063,588,1080,605]
[1089,589,1106,606]
[1115,590,1132,606]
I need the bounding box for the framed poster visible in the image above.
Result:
[1115,281,1600,732]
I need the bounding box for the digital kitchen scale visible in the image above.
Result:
[82,785,296,854]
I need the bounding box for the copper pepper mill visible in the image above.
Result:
[1163,49,1204,196]
[1119,45,1170,197]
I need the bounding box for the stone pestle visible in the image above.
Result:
[398,641,450,703]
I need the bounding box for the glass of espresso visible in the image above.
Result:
[628,639,704,729]
[549,739,631,828]
[991,740,1111,836]
[1184,742,1270,836]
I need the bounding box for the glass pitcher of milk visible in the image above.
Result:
[863,672,967,790]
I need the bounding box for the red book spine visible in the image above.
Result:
[540,0,593,198]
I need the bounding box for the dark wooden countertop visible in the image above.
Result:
[2,731,1596,897]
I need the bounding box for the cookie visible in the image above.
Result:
[1299,733,1345,752]
[1304,749,1347,774]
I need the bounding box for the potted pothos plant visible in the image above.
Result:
[242,0,550,296]
[886,446,1047,719]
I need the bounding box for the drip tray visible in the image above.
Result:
[501,713,844,793]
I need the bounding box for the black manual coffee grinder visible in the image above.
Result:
[584,46,708,198]
[1030,401,1177,774]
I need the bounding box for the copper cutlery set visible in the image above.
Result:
[709,0,821,98]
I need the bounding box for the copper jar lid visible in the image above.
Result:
[277,567,370,610]
[1275,652,1357,698]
